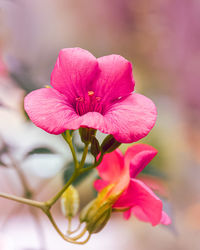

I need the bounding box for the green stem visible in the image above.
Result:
[45,211,75,243]
[45,211,89,244]
[68,223,81,235]
[67,217,72,235]
[0,192,44,209]
[70,228,87,240]
[46,137,91,208]
[45,171,79,208]
[0,132,104,245]
[80,153,104,174]
[79,143,89,169]
[62,131,79,169]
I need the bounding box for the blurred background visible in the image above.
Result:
[0,0,200,249]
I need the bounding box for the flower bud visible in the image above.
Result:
[61,185,80,218]
[79,127,96,144]
[80,198,112,234]
[79,185,117,234]
[87,206,112,234]
[101,135,121,154]
[91,136,100,158]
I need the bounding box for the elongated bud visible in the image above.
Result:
[79,199,97,223]
[101,135,121,154]
[91,136,100,158]
[87,206,112,234]
[61,185,80,218]
[79,185,116,234]
[79,128,96,144]
[80,198,112,234]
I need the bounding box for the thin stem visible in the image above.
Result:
[68,223,81,235]
[79,143,89,169]
[80,153,104,174]
[79,233,91,244]
[45,141,91,207]
[0,192,44,209]
[45,171,78,208]
[62,131,79,169]
[70,228,87,240]
[45,211,89,245]
[45,211,75,243]
[67,217,72,235]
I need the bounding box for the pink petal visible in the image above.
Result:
[123,209,132,220]
[78,111,111,133]
[113,179,162,226]
[96,149,124,183]
[92,54,134,103]
[138,175,169,197]
[124,144,158,178]
[51,48,98,101]
[160,211,171,225]
[24,88,81,134]
[131,206,150,222]
[93,179,109,191]
[124,207,171,226]
[103,93,157,143]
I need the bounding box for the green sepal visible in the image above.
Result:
[79,128,96,144]
[91,136,100,158]
[101,135,121,154]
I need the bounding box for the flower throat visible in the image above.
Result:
[75,91,103,116]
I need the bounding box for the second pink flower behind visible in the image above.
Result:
[94,144,171,226]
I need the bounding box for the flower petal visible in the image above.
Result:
[113,179,162,226]
[137,175,169,197]
[24,88,80,134]
[96,149,124,183]
[51,48,98,101]
[124,144,157,178]
[131,206,150,222]
[92,54,134,103]
[123,209,132,220]
[93,179,109,192]
[124,207,171,225]
[104,93,157,143]
[160,211,171,225]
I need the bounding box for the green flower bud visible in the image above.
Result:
[79,199,97,223]
[79,184,117,234]
[87,206,112,234]
[61,185,80,218]
[80,198,112,234]
[79,128,96,144]
[91,136,100,158]
[101,135,121,154]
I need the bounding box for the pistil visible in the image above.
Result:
[75,91,103,116]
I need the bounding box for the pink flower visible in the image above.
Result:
[24,48,157,143]
[94,144,171,226]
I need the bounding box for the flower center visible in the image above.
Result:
[75,91,102,116]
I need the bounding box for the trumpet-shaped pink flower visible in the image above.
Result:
[94,144,171,226]
[24,48,157,143]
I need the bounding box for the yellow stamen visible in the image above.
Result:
[88,91,94,96]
